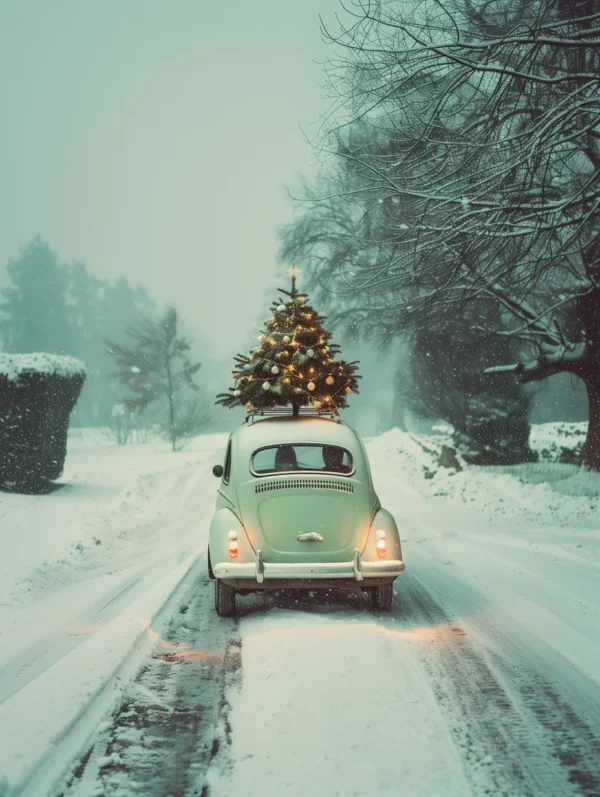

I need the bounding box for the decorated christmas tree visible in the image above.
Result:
[216,269,360,415]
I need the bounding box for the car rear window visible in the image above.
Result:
[251,444,353,475]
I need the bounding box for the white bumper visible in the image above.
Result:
[214,548,405,582]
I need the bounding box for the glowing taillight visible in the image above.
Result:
[228,530,238,559]
[375,530,387,558]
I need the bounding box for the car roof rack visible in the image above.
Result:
[246,406,341,424]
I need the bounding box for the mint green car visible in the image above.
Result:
[208,413,405,616]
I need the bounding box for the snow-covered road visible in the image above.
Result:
[1,426,599,797]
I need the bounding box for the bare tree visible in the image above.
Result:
[287,0,600,467]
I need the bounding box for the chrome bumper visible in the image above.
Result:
[213,548,405,582]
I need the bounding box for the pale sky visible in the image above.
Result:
[0,0,338,356]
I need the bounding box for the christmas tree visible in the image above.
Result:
[216,269,360,415]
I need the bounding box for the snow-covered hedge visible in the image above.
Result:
[0,353,86,490]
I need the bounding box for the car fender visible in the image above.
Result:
[362,507,403,562]
[209,507,255,568]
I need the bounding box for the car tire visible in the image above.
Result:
[207,548,215,580]
[371,582,393,610]
[215,578,236,617]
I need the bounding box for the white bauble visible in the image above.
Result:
[307,381,316,392]
[271,365,280,375]
[243,363,252,371]
[262,381,271,391]
[277,304,286,312]
[233,390,241,397]
[283,335,291,344]
[306,349,315,358]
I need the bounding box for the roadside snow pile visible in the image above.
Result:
[530,421,587,462]
[0,429,227,797]
[366,423,599,530]
[0,430,227,667]
[0,353,86,382]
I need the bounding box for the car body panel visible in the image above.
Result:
[208,415,404,590]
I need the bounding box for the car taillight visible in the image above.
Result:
[228,530,238,559]
[375,530,387,558]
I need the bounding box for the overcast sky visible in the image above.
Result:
[0,0,339,356]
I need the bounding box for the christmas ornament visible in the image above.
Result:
[215,270,361,414]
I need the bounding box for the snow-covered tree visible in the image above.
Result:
[283,0,600,467]
[216,270,361,415]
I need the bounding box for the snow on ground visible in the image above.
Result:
[208,609,472,797]
[1,421,599,797]
[365,423,600,680]
[0,428,227,795]
[207,422,600,797]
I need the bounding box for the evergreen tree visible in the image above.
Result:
[217,270,360,415]
[407,309,535,465]
[0,236,71,355]
[107,306,202,451]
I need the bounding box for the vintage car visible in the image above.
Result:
[208,409,405,616]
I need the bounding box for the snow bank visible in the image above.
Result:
[367,423,599,529]
[0,430,227,796]
[0,353,86,382]
[0,554,201,797]
[366,424,600,684]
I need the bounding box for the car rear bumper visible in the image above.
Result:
[213,547,405,583]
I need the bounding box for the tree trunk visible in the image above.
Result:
[165,356,176,452]
[582,369,600,469]
[292,402,300,417]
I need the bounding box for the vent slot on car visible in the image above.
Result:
[255,479,354,494]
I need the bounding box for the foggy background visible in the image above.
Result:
[0,0,587,435]
[0,0,333,353]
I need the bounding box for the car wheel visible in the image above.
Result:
[371,582,393,610]
[207,548,215,580]
[215,578,236,617]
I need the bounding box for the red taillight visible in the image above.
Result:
[228,531,238,559]
[376,534,387,559]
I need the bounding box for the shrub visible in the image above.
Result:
[0,354,86,490]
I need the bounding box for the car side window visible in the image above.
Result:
[223,440,232,484]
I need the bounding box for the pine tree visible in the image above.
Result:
[216,270,360,415]
[0,236,71,355]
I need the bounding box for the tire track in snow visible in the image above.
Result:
[398,573,600,796]
[58,577,242,797]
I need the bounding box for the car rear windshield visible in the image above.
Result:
[251,444,353,475]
